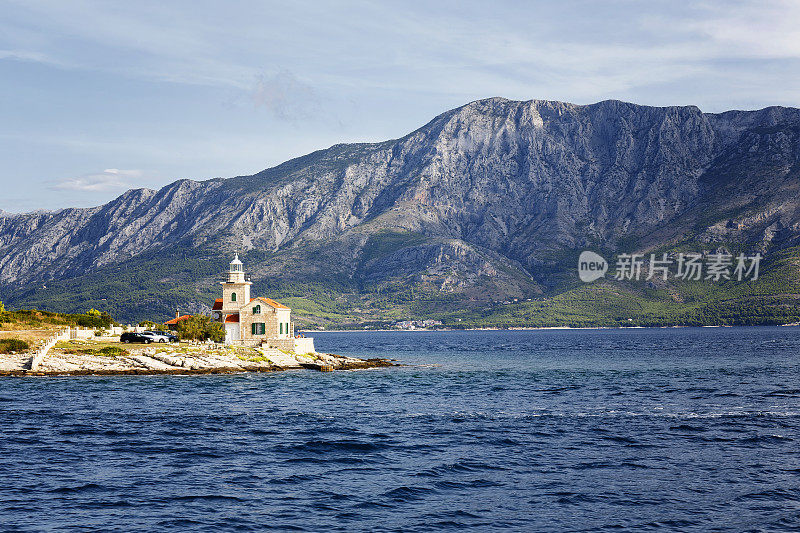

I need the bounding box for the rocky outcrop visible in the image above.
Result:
[0,343,390,376]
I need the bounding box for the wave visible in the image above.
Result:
[48,483,105,494]
[735,488,800,502]
[766,388,800,397]
[416,460,510,478]
[272,439,386,454]
[167,494,247,503]
[382,485,436,502]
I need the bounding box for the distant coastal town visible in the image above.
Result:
[390,319,443,330]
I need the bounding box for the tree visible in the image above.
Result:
[176,315,225,343]
[76,309,113,328]
[0,300,4,314]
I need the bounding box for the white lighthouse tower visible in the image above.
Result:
[221,253,251,316]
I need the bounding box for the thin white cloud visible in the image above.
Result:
[251,69,319,120]
[667,0,800,59]
[49,169,144,192]
[0,49,57,63]
[3,0,800,108]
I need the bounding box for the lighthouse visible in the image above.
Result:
[211,254,311,353]
[220,253,251,317]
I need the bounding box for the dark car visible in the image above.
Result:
[120,332,153,344]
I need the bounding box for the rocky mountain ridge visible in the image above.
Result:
[2,97,800,324]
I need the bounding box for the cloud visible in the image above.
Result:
[49,168,144,192]
[251,69,319,120]
[667,1,800,59]
[4,0,800,112]
[0,49,61,65]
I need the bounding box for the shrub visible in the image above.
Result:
[95,346,128,357]
[0,338,30,354]
[176,315,225,343]
[75,309,113,329]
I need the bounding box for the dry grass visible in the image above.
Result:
[54,339,125,352]
[0,329,54,345]
[53,339,129,357]
[0,322,61,332]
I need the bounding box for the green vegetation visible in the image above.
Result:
[0,338,29,353]
[0,308,115,330]
[439,285,800,329]
[0,242,229,325]
[175,315,225,342]
[236,353,270,363]
[2,232,799,330]
[94,346,128,357]
[55,341,129,357]
[358,230,428,265]
[137,321,171,336]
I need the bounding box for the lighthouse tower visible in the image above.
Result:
[221,254,251,316]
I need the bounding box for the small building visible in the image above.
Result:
[164,312,192,331]
[213,255,314,353]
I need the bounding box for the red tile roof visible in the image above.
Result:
[213,296,290,312]
[259,297,290,310]
[224,313,240,323]
[164,314,192,325]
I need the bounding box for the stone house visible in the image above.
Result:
[212,255,313,353]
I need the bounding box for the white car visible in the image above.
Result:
[141,331,171,343]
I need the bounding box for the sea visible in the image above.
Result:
[1,327,799,532]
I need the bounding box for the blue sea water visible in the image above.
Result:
[2,327,800,532]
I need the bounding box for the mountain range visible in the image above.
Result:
[2,97,799,327]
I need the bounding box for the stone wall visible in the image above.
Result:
[293,337,315,354]
[27,327,69,371]
[261,337,315,354]
[70,327,97,340]
[262,338,295,351]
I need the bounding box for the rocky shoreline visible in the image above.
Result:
[0,342,394,377]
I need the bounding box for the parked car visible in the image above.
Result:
[120,332,151,344]
[142,331,172,343]
[161,332,179,343]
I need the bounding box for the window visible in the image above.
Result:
[251,323,265,335]
[231,293,237,302]
[279,323,283,335]
[253,305,261,314]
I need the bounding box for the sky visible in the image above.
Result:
[1,0,800,213]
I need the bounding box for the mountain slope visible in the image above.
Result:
[2,97,800,326]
